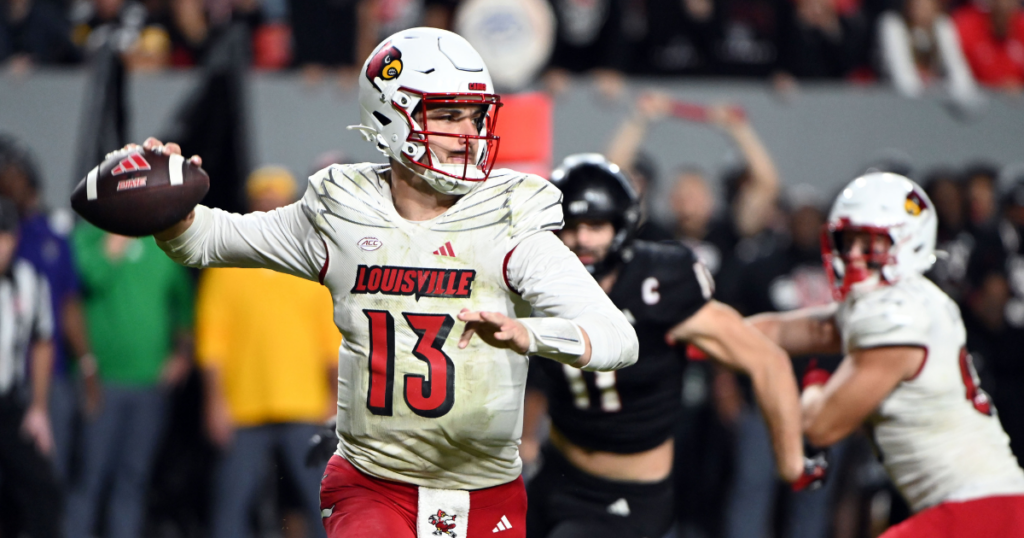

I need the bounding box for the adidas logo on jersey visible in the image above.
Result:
[492,515,513,533]
[434,241,456,257]
[111,154,151,176]
[607,498,630,517]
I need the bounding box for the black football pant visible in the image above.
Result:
[0,394,63,538]
[526,443,674,538]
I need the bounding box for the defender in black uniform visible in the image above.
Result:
[525,154,811,538]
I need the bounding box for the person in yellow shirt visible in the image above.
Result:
[196,167,339,538]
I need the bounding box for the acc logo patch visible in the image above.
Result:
[428,509,458,537]
[366,42,403,90]
[357,237,382,251]
[905,191,927,216]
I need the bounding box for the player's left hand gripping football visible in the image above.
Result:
[457,309,531,355]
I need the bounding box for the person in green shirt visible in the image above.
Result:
[65,223,193,538]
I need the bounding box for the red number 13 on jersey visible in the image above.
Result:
[365,310,456,418]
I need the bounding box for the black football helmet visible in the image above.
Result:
[550,153,640,278]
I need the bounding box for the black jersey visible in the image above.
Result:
[531,240,713,453]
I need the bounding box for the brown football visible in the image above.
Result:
[70,147,209,237]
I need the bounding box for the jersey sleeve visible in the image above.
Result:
[843,289,931,351]
[507,231,639,371]
[507,174,564,246]
[666,243,715,324]
[156,181,327,281]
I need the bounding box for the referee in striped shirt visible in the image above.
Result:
[0,195,62,538]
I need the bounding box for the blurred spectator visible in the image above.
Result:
[0,134,97,482]
[195,166,339,538]
[0,196,62,538]
[66,225,194,538]
[964,161,1000,234]
[70,0,147,55]
[606,91,781,264]
[547,0,623,72]
[0,0,81,70]
[723,186,841,538]
[878,0,980,105]
[953,0,1024,91]
[730,185,833,315]
[129,0,205,69]
[543,0,631,96]
[779,0,869,80]
[923,167,974,303]
[669,103,781,288]
[638,0,718,75]
[968,171,1024,324]
[710,0,791,77]
[289,0,363,80]
[604,93,677,241]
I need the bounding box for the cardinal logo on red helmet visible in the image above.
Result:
[366,42,403,90]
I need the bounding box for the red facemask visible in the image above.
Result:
[393,89,502,184]
[821,221,895,300]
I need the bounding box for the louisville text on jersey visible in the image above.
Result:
[351,264,476,300]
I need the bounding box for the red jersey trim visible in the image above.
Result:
[502,247,519,295]
[907,346,929,381]
[319,237,330,285]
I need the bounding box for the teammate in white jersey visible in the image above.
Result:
[140,28,639,538]
[749,172,1024,537]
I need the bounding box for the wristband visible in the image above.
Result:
[519,317,586,367]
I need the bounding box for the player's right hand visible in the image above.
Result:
[456,309,531,355]
[139,137,202,241]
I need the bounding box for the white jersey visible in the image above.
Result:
[158,163,637,489]
[836,275,1024,511]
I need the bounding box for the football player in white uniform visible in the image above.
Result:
[749,172,1024,537]
[141,28,640,538]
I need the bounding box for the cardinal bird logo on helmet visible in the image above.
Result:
[366,42,403,90]
[905,191,927,216]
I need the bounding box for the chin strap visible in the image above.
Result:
[346,124,378,141]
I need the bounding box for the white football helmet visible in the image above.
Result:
[349,28,502,195]
[822,172,938,300]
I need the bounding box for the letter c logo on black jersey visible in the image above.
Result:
[642,277,660,305]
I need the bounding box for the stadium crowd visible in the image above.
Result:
[1,0,1024,95]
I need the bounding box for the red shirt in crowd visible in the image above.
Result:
[953,3,1024,87]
